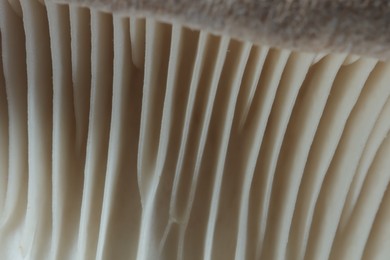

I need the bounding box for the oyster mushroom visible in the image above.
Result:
[1,0,390,259]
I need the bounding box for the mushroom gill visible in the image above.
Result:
[0,0,390,259]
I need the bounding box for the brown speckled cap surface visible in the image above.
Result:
[51,0,390,59]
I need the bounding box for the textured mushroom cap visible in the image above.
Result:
[51,0,390,60]
[1,0,390,260]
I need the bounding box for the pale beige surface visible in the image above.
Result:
[1,0,390,259]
